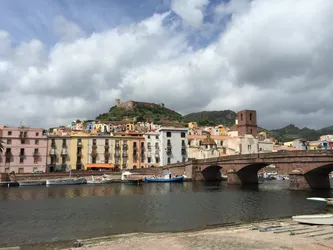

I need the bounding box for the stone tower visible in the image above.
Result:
[115,99,121,107]
[237,110,257,137]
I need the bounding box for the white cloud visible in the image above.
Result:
[171,0,209,28]
[1,0,333,130]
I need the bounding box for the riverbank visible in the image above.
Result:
[66,218,333,250]
[5,218,332,250]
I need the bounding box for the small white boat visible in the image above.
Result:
[87,175,114,184]
[18,181,45,186]
[307,197,333,206]
[46,178,87,185]
[292,214,333,225]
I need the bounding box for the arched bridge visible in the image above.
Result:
[162,150,333,190]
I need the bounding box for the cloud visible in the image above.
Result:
[171,0,209,28]
[1,0,333,130]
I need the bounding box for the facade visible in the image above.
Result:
[159,127,188,166]
[0,127,47,173]
[69,132,90,170]
[237,110,258,137]
[292,138,309,150]
[112,132,145,169]
[144,132,161,167]
[188,133,221,159]
[87,136,114,170]
[47,135,71,172]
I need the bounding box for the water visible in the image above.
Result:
[0,180,332,246]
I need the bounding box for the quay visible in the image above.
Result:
[4,218,332,250]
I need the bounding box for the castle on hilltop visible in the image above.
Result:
[115,99,165,110]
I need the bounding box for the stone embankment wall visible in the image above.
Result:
[0,167,163,182]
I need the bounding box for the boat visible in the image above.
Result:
[292,214,333,225]
[46,178,87,185]
[307,197,333,206]
[87,175,114,184]
[121,171,143,185]
[144,173,184,183]
[18,181,46,186]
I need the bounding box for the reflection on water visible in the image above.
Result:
[0,180,332,246]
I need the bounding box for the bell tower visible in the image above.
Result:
[237,110,257,137]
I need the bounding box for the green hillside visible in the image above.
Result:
[96,104,183,123]
[183,110,237,127]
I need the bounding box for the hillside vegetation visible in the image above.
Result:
[96,104,183,123]
[183,110,237,127]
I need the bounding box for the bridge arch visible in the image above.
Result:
[201,165,223,181]
[237,163,270,185]
[304,163,333,189]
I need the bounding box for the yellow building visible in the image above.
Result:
[126,123,135,131]
[188,122,198,129]
[69,132,90,170]
[283,141,293,147]
[47,135,71,172]
[215,125,227,135]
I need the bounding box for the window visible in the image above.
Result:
[248,145,251,151]
[20,157,24,163]
[148,157,151,163]
[147,142,151,149]
[181,132,186,138]
[250,129,253,134]
[62,139,66,146]
[133,142,137,147]
[241,114,243,121]
[93,139,96,145]
[35,140,39,145]
[156,136,159,139]
[147,135,150,139]
[34,148,39,154]
[182,157,186,162]
[104,157,109,163]
[8,131,12,136]
[21,139,25,144]
[166,132,171,137]
[155,157,159,163]
[167,157,171,164]
[20,148,24,155]
[5,157,10,163]
[249,113,252,121]
[62,156,66,165]
[92,157,96,164]
[6,139,11,144]
[259,148,262,151]
[105,139,109,145]
[34,157,38,164]
[181,140,185,146]
[36,132,39,136]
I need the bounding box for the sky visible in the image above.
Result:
[0,0,333,130]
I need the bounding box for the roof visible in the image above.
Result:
[201,133,216,145]
[187,135,231,140]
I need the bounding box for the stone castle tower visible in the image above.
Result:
[237,110,257,137]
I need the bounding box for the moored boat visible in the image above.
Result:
[307,197,333,206]
[46,178,87,186]
[87,175,114,184]
[18,181,46,186]
[292,214,333,225]
[144,173,184,183]
[121,171,143,185]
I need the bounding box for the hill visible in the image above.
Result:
[183,110,237,127]
[96,103,183,123]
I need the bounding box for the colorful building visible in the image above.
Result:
[0,126,48,173]
[46,135,71,172]
[69,132,90,170]
[144,132,161,167]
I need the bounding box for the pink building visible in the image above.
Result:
[0,126,48,173]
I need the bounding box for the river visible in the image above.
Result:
[0,180,333,247]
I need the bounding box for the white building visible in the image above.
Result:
[144,132,161,167]
[159,127,188,166]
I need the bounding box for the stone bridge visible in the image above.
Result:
[162,150,333,190]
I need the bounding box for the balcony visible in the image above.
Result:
[91,150,98,157]
[155,146,160,150]
[167,149,172,155]
[77,151,82,157]
[50,148,56,155]
[5,151,12,157]
[104,151,110,157]
[181,149,187,155]
[115,144,120,149]
[77,142,82,148]
[133,150,137,155]
[114,152,120,158]
[122,152,128,158]
[123,144,128,150]
[19,153,25,158]
[167,144,172,149]
[51,142,56,149]
[61,148,68,155]
[33,151,39,157]
[122,164,127,169]
[147,147,151,151]
[92,145,97,149]
[181,144,186,149]
[104,144,109,149]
